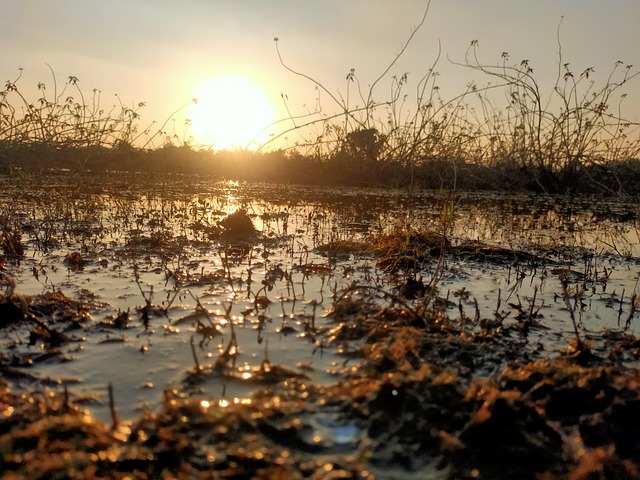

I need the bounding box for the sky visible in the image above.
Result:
[1,0,639,150]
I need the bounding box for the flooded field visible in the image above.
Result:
[2,171,640,478]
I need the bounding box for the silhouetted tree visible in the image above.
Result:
[340,128,385,163]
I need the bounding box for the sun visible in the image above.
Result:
[188,75,276,150]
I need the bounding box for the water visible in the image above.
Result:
[1,172,639,422]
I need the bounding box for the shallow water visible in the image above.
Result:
[1,173,639,422]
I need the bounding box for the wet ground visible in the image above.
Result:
[1,171,640,478]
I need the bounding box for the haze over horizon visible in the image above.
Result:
[2,0,639,150]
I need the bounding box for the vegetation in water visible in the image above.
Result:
[1,174,640,478]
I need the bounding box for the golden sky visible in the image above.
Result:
[2,0,639,150]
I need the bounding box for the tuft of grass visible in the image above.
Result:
[267,5,640,194]
[454,27,640,193]
[0,65,194,169]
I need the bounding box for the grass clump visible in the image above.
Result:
[455,31,640,193]
[0,65,195,171]
[267,3,640,194]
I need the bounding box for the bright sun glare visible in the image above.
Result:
[188,75,276,151]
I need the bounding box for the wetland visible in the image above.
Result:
[1,171,640,479]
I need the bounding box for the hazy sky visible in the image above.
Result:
[2,0,639,149]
